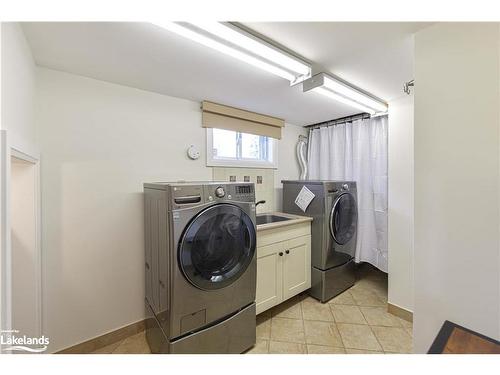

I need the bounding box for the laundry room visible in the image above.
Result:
[1,2,500,367]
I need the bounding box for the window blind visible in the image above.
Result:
[202,101,284,139]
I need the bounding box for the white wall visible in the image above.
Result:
[0,19,4,340]
[0,22,38,339]
[387,94,414,313]
[414,23,500,353]
[36,67,304,352]
[1,23,37,152]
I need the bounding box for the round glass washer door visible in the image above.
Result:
[179,203,256,290]
[329,193,358,245]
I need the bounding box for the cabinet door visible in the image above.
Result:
[283,235,311,300]
[255,242,283,314]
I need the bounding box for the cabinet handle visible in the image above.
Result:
[285,250,290,254]
[279,252,283,256]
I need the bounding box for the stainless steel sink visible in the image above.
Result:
[256,214,292,225]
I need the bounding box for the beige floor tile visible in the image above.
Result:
[376,294,388,304]
[307,345,345,354]
[371,326,413,353]
[398,317,413,329]
[256,314,271,339]
[330,305,367,324]
[270,317,305,343]
[372,281,389,295]
[404,327,413,337]
[384,351,411,354]
[345,348,384,354]
[377,286,388,295]
[301,296,319,303]
[357,283,385,294]
[351,279,377,288]
[349,283,368,292]
[337,323,382,351]
[328,291,356,305]
[303,320,343,347]
[91,340,124,354]
[271,296,302,319]
[112,331,150,354]
[246,339,269,354]
[360,307,402,327]
[355,278,386,291]
[301,300,334,321]
[269,341,306,354]
[350,288,385,307]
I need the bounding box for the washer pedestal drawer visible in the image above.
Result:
[145,301,256,354]
[309,260,355,303]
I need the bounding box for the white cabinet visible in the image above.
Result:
[282,236,311,300]
[255,222,311,315]
[255,242,283,313]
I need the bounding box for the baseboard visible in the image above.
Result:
[56,319,146,354]
[387,302,413,322]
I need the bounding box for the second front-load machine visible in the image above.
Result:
[282,180,358,302]
[143,181,257,353]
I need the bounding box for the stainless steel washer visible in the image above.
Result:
[143,181,257,353]
[282,180,358,302]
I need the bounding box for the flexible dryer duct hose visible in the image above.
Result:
[296,135,308,180]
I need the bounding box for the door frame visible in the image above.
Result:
[0,129,42,350]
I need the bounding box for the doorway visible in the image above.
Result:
[9,152,41,340]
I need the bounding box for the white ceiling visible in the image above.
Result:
[22,22,430,126]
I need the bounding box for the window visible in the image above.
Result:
[207,128,278,168]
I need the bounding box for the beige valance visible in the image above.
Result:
[202,101,284,139]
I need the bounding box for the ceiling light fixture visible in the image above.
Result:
[152,22,311,85]
[303,73,388,115]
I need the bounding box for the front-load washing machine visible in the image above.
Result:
[143,181,257,353]
[282,180,358,302]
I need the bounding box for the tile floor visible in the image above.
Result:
[91,331,151,354]
[247,265,413,354]
[91,264,412,354]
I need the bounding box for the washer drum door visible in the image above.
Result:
[178,203,256,291]
[328,192,358,264]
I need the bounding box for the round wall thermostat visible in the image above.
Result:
[187,145,200,160]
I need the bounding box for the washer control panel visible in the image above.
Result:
[201,183,255,203]
[215,186,226,198]
[234,184,254,201]
[168,182,256,208]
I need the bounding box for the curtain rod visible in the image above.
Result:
[304,112,371,129]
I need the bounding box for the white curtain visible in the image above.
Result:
[307,116,388,272]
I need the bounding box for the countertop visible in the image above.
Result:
[256,211,312,232]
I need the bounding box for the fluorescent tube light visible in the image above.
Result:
[313,87,377,115]
[195,23,311,76]
[152,22,311,84]
[304,73,388,114]
[322,76,388,113]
